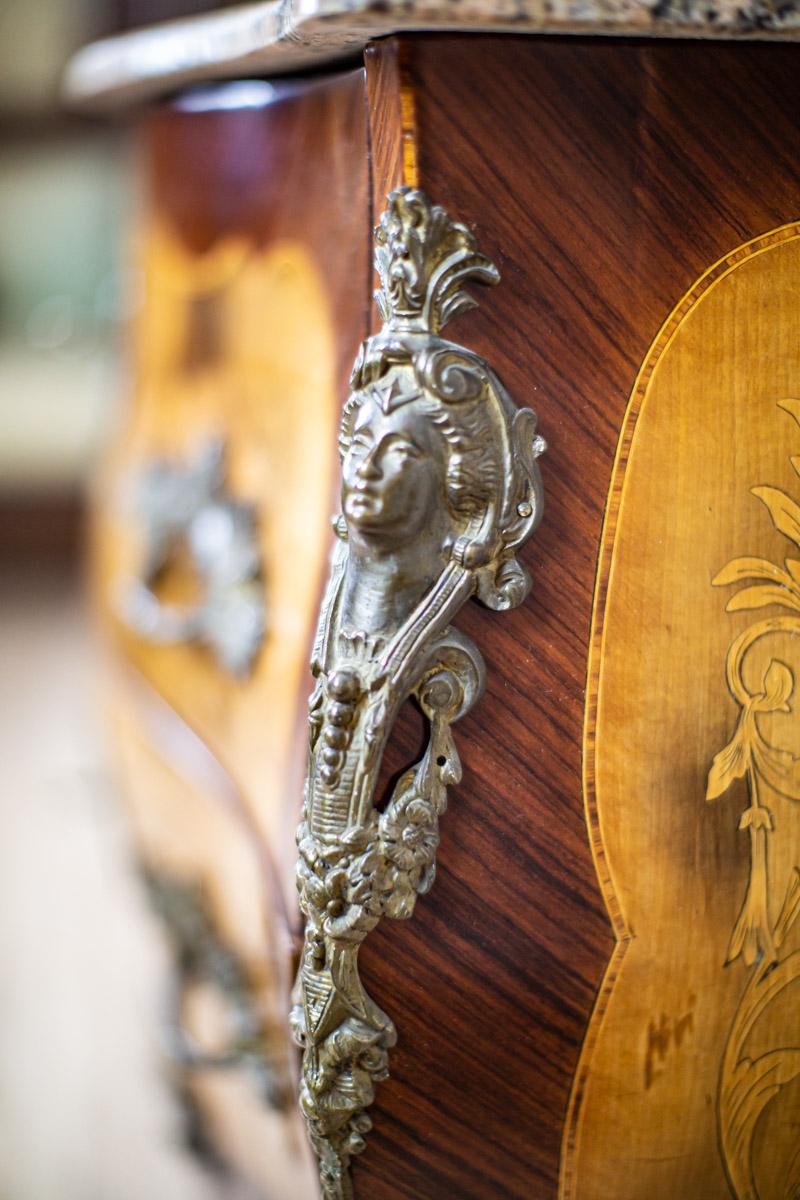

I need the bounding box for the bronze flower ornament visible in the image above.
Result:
[291,188,545,1198]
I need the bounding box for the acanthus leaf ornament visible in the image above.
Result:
[706,398,800,1200]
[291,188,545,1199]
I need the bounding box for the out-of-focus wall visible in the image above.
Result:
[0,1,132,503]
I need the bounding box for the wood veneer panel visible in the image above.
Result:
[147,69,370,399]
[355,36,800,1200]
[108,676,318,1198]
[364,39,417,233]
[93,68,370,922]
[577,221,800,1200]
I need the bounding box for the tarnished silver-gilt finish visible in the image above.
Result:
[120,438,265,676]
[291,188,545,1198]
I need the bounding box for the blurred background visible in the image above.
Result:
[0,4,257,1198]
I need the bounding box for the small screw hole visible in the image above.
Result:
[436,755,447,767]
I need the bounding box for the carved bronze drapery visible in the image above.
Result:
[291,188,545,1198]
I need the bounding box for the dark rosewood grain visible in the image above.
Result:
[364,39,415,243]
[349,35,800,1200]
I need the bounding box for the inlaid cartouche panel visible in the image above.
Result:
[568,224,800,1199]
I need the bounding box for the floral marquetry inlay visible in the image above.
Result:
[568,223,800,1200]
[706,398,800,1200]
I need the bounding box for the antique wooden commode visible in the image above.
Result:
[68,7,800,1198]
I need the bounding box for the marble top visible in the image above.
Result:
[65,0,800,109]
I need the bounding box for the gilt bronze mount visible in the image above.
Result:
[291,188,545,1198]
[120,438,265,676]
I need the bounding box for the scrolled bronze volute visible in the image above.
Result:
[291,188,545,1199]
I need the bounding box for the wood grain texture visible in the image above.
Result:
[92,68,370,928]
[93,36,800,1200]
[351,36,800,1200]
[364,39,416,244]
[574,220,800,1200]
[145,70,369,402]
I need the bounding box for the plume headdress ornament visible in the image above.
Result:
[373,188,500,334]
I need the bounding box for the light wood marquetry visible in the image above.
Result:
[94,227,338,907]
[91,70,371,1195]
[569,224,800,1200]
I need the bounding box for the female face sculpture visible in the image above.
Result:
[341,372,448,553]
